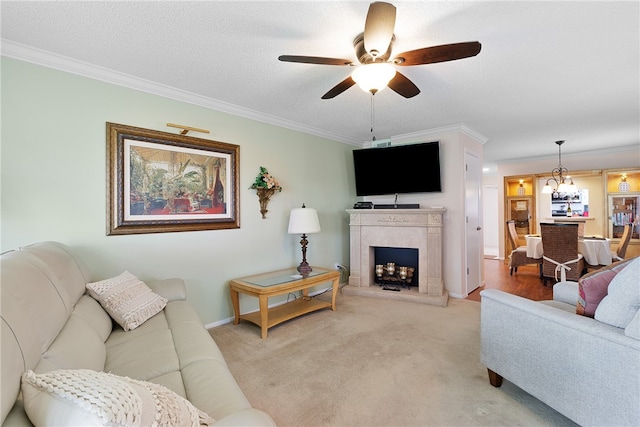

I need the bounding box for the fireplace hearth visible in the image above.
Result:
[343,208,447,306]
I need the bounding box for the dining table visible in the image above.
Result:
[524,235,612,266]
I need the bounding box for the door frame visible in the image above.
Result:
[464,150,483,295]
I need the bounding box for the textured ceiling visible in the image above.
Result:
[2,1,638,172]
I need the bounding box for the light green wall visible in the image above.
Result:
[1,58,356,325]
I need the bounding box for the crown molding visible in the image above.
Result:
[495,143,640,164]
[391,123,489,145]
[1,39,361,145]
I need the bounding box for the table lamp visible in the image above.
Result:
[288,204,321,276]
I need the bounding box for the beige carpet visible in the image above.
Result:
[209,293,577,427]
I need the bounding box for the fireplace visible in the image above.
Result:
[344,208,447,306]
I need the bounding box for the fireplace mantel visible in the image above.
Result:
[344,208,447,306]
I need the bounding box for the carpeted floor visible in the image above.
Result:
[209,293,577,427]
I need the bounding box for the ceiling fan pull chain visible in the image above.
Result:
[370,93,376,141]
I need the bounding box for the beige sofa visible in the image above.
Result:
[1,241,275,426]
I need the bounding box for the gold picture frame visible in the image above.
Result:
[107,122,240,235]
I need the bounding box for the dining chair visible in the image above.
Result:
[506,220,542,276]
[613,223,633,261]
[584,223,633,272]
[540,222,585,286]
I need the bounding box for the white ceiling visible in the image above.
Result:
[2,1,639,172]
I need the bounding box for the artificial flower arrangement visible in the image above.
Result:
[250,166,282,218]
[250,166,282,191]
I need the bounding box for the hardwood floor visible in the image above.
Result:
[466,258,553,302]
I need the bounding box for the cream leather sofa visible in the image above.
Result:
[1,241,275,426]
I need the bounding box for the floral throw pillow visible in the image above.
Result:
[86,271,167,331]
[21,369,214,426]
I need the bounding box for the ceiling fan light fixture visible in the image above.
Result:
[352,63,396,94]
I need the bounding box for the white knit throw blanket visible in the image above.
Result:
[22,369,215,427]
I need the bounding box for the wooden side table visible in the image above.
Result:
[229,267,340,338]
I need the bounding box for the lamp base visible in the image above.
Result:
[297,262,312,277]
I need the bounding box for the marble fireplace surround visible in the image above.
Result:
[344,208,448,307]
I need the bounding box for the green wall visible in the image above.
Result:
[1,58,356,325]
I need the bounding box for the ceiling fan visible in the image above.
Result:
[278,2,481,99]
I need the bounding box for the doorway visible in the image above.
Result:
[483,185,499,257]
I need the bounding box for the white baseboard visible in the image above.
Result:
[448,292,465,299]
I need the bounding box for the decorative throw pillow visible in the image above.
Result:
[576,257,637,317]
[594,257,640,328]
[21,369,215,427]
[86,271,167,331]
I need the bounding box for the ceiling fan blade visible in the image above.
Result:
[394,41,482,66]
[321,77,356,99]
[278,55,353,66]
[387,72,420,98]
[363,2,396,58]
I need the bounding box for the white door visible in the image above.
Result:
[465,151,483,295]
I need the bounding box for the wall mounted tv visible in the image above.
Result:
[353,141,442,196]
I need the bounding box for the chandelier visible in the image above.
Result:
[541,140,578,195]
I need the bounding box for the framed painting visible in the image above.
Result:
[107,122,240,235]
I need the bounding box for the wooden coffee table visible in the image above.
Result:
[229,267,340,338]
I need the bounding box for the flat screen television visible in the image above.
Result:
[352,141,441,196]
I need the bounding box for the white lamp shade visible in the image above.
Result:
[541,184,553,194]
[288,207,321,234]
[557,181,569,193]
[352,63,396,93]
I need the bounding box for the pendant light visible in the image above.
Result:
[541,140,578,195]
